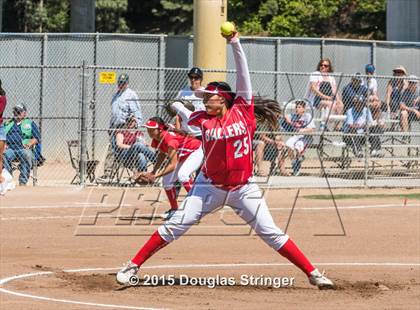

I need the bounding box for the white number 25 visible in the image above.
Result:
[233,137,250,159]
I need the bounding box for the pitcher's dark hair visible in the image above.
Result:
[0,79,5,96]
[253,96,283,130]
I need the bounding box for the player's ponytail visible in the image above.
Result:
[253,97,283,130]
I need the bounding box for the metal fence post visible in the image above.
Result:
[364,128,369,188]
[79,61,88,186]
[320,39,325,59]
[371,42,376,68]
[157,35,166,116]
[91,32,99,160]
[35,33,48,186]
[275,38,281,103]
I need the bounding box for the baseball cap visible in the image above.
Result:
[117,73,129,84]
[392,66,407,75]
[352,72,362,81]
[194,82,234,102]
[188,67,203,79]
[365,64,375,73]
[407,75,419,83]
[13,103,27,113]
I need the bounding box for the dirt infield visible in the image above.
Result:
[1,186,419,309]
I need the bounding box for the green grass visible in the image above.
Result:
[303,193,420,200]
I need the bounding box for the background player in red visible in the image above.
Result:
[117,31,334,289]
[138,117,203,217]
[0,79,12,194]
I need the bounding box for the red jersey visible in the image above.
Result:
[151,130,201,162]
[188,96,256,188]
[0,96,6,125]
[116,129,143,146]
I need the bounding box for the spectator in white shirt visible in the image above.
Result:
[173,67,205,135]
[305,58,343,115]
[176,67,205,111]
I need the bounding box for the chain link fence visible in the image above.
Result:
[1,63,419,188]
[1,33,418,188]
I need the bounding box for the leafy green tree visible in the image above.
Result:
[2,0,69,32]
[96,0,129,33]
[229,0,385,39]
[1,0,386,39]
[126,0,192,34]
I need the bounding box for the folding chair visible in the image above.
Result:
[9,146,41,186]
[108,155,134,185]
[67,140,99,184]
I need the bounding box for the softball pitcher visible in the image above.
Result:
[117,31,334,289]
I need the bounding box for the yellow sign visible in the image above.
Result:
[99,72,116,84]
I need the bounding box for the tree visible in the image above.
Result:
[96,0,129,33]
[126,0,193,34]
[229,0,386,39]
[3,0,69,32]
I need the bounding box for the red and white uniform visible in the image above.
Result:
[151,130,201,162]
[157,38,289,251]
[151,130,203,189]
[129,38,321,285]
[188,97,255,189]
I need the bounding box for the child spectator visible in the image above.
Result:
[281,100,315,176]
[362,64,378,96]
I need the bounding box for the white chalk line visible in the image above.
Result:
[1,203,419,221]
[1,202,419,211]
[0,262,419,310]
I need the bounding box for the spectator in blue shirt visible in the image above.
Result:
[342,73,368,113]
[3,104,40,185]
[343,95,373,157]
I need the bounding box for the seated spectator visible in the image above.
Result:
[385,66,407,119]
[306,58,343,115]
[113,116,156,173]
[254,124,288,176]
[368,94,382,113]
[362,64,378,96]
[342,73,368,113]
[400,75,420,132]
[3,104,40,186]
[368,95,386,157]
[343,95,374,157]
[280,100,315,176]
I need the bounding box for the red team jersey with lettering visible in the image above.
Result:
[151,130,201,162]
[188,96,256,188]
